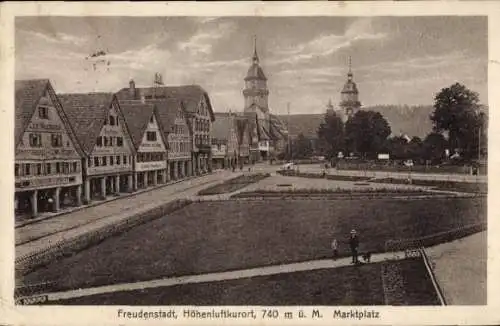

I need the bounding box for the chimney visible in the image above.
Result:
[129,79,136,99]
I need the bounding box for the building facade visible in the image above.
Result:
[211,112,239,169]
[242,38,287,162]
[58,93,135,203]
[339,58,361,123]
[116,82,215,176]
[15,79,84,217]
[120,102,168,189]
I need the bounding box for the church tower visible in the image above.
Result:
[243,36,270,121]
[339,56,361,122]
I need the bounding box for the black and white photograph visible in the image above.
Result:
[2,2,498,324]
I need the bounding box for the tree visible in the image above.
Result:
[317,110,344,159]
[345,110,391,159]
[385,136,409,160]
[235,118,248,163]
[422,132,448,164]
[407,136,423,161]
[431,83,483,159]
[292,133,314,159]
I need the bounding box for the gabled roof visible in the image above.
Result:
[116,84,215,121]
[119,102,164,150]
[57,93,117,154]
[15,79,50,147]
[15,79,84,156]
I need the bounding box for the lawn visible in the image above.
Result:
[48,258,438,306]
[231,188,435,199]
[197,173,270,195]
[21,197,485,294]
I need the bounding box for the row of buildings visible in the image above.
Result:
[14,40,290,218]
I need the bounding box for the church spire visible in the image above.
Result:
[347,56,353,81]
[252,35,259,64]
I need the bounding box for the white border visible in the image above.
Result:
[1,1,499,325]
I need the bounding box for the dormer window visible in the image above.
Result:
[38,106,49,119]
[150,115,154,124]
[109,116,115,126]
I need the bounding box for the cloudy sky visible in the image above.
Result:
[16,16,487,114]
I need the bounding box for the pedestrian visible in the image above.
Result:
[349,229,359,264]
[331,237,338,260]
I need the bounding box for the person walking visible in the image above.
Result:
[331,237,338,260]
[349,229,359,264]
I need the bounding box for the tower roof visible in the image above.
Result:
[341,57,358,94]
[245,36,267,81]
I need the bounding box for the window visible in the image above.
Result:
[117,137,123,147]
[104,137,109,147]
[94,157,99,167]
[150,115,154,124]
[110,156,114,165]
[51,134,63,147]
[29,133,42,147]
[15,164,20,177]
[46,163,51,175]
[97,137,103,147]
[123,155,127,165]
[147,131,157,141]
[116,155,121,165]
[109,116,115,126]
[88,159,92,168]
[63,163,69,174]
[55,162,61,173]
[103,117,108,125]
[38,106,49,119]
[102,156,107,166]
[36,164,42,175]
[72,162,77,172]
[109,137,114,147]
[25,164,31,176]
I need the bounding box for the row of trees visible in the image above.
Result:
[288,83,487,163]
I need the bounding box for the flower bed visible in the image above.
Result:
[231,187,435,199]
[197,173,270,195]
[371,178,487,194]
[385,223,486,253]
[15,199,192,279]
[276,170,372,182]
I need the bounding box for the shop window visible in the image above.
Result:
[46,163,52,175]
[117,137,123,147]
[15,164,20,177]
[116,155,121,165]
[97,136,103,147]
[94,157,99,167]
[147,131,157,141]
[38,106,49,119]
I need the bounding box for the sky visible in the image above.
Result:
[15,16,487,115]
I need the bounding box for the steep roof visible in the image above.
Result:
[15,79,50,147]
[15,79,84,156]
[212,112,235,141]
[57,93,116,154]
[116,84,215,121]
[245,63,267,81]
[119,102,159,150]
[277,113,324,139]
